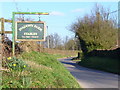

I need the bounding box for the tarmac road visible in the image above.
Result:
[58,57,119,88]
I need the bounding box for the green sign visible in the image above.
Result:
[15,21,46,41]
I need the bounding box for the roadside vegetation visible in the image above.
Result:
[70,4,117,55]
[1,52,81,88]
[78,48,120,74]
[70,4,119,74]
[78,56,119,74]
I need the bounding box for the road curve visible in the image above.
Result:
[58,57,119,88]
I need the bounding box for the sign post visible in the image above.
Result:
[12,12,49,56]
[12,12,15,56]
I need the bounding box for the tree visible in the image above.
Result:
[44,33,62,49]
[63,37,79,50]
[62,36,69,50]
[53,33,62,49]
[70,4,117,55]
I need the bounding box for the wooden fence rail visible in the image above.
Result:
[0,18,12,60]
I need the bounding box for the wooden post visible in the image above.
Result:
[0,18,5,60]
[0,18,5,84]
[12,12,15,56]
[1,18,5,43]
[0,20,2,68]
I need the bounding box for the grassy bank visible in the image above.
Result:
[78,56,119,74]
[2,52,81,88]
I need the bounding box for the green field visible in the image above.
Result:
[78,56,119,74]
[2,52,81,88]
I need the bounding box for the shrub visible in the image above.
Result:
[86,48,120,59]
[5,57,27,72]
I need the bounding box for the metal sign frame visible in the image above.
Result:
[12,12,49,56]
[15,21,46,41]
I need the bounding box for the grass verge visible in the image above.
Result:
[2,52,81,88]
[78,56,119,74]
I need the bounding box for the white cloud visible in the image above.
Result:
[71,8,84,13]
[50,11,65,16]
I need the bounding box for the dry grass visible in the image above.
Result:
[19,41,78,56]
[0,67,9,71]
[25,60,52,71]
[2,41,78,58]
[43,48,78,56]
